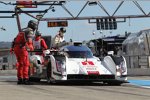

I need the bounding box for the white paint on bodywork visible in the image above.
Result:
[30,55,42,64]
[103,56,117,75]
[66,58,112,75]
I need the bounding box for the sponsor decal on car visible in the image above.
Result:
[81,61,94,66]
[81,61,99,75]
[87,71,99,75]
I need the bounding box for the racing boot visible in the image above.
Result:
[17,79,23,85]
[23,78,31,85]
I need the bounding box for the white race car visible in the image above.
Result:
[29,42,127,85]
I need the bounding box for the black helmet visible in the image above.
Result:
[28,20,37,30]
[35,31,42,36]
[59,27,66,33]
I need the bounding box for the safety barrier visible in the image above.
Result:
[124,55,150,76]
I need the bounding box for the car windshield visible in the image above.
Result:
[66,51,93,58]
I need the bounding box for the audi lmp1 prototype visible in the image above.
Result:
[29,42,127,85]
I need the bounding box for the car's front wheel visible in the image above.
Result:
[29,77,41,82]
[46,61,53,84]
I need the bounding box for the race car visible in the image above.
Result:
[29,42,127,85]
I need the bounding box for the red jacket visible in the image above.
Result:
[34,36,48,50]
[13,28,34,51]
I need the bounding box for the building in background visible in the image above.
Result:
[87,35,127,57]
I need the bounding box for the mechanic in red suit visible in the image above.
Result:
[12,20,37,85]
[33,31,48,55]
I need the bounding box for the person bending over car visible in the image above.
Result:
[52,27,66,48]
[33,31,48,55]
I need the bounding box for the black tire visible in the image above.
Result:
[103,80,123,86]
[106,81,123,86]
[29,77,41,82]
[47,61,52,83]
[28,65,41,82]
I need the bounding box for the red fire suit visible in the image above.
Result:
[33,36,48,55]
[13,28,34,80]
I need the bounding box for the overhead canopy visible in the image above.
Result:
[90,35,127,50]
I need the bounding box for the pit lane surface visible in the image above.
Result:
[0,71,150,100]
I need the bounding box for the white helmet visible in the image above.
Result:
[43,50,50,56]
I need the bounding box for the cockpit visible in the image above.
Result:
[61,45,93,58]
